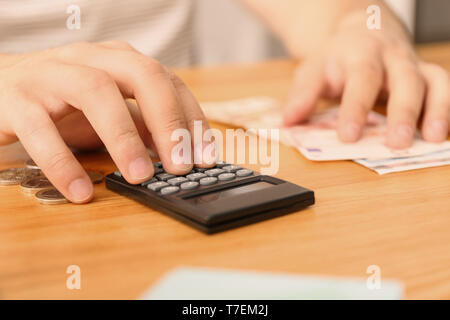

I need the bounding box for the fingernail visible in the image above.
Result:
[425,120,448,142]
[340,123,361,142]
[69,178,93,203]
[388,124,414,148]
[128,157,152,180]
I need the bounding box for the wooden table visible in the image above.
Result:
[1,43,450,300]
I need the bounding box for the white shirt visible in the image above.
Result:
[0,0,195,66]
[0,0,422,67]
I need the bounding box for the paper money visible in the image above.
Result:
[201,97,450,162]
[355,148,450,175]
[284,107,450,161]
[202,97,293,146]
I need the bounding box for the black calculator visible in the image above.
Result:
[105,162,314,234]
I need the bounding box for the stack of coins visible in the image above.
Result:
[20,176,53,195]
[0,168,40,186]
[0,159,105,205]
[25,158,40,170]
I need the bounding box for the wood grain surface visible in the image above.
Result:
[0,43,449,299]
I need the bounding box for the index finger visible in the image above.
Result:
[338,59,383,142]
[57,44,193,175]
[284,58,325,126]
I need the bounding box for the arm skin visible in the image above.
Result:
[241,0,450,148]
[241,0,409,58]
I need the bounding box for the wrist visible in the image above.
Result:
[336,9,411,45]
[0,53,25,68]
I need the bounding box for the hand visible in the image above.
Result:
[284,15,450,148]
[0,41,214,203]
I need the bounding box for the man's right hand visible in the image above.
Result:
[0,41,214,203]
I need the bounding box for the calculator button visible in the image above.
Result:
[114,171,122,177]
[194,168,207,173]
[156,173,176,181]
[141,177,158,186]
[222,165,242,173]
[153,161,162,168]
[186,172,207,181]
[236,169,253,177]
[167,177,188,186]
[215,161,228,168]
[180,181,199,190]
[147,181,169,192]
[200,177,218,186]
[205,168,225,177]
[160,186,180,195]
[218,173,236,181]
[153,167,164,174]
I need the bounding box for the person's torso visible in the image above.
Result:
[0,0,194,66]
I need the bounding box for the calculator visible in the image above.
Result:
[105,162,314,234]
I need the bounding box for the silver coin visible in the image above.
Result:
[0,168,41,186]
[35,188,68,205]
[25,159,40,170]
[20,176,53,194]
[87,171,104,184]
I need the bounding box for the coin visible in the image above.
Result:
[35,188,68,205]
[0,168,40,186]
[87,171,104,184]
[20,176,53,194]
[25,159,40,170]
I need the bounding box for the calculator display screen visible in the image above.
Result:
[185,181,273,205]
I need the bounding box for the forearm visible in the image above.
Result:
[0,53,24,68]
[241,0,410,58]
[0,53,11,67]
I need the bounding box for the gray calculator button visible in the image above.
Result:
[153,167,164,174]
[180,181,199,190]
[200,177,218,186]
[223,165,242,173]
[156,173,176,181]
[141,177,158,186]
[160,186,180,195]
[218,173,236,181]
[215,161,227,168]
[236,169,253,177]
[114,171,122,177]
[153,161,162,168]
[167,177,188,186]
[205,168,225,177]
[194,168,207,173]
[147,181,169,192]
[187,172,207,181]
